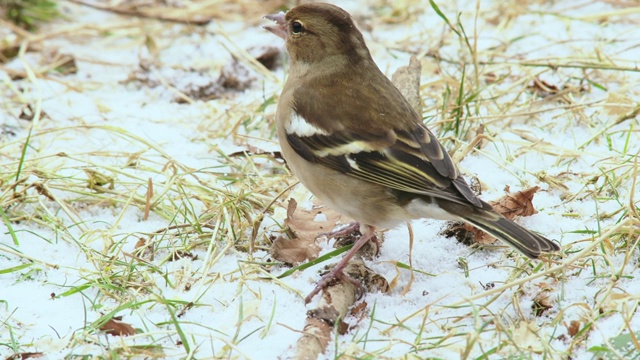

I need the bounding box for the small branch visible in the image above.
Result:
[67,0,213,25]
[294,260,388,359]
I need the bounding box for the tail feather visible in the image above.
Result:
[464,211,560,259]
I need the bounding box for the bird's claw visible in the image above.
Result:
[304,267,364,304]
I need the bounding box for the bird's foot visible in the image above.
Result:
[321,221,382,257]
[305,226,376,304]
[304,264,364,304]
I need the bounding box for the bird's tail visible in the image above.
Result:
[463,209,560,259]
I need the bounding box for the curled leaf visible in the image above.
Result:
[492,186,540,220]
[271,199,344,265]
[100,318,136,336]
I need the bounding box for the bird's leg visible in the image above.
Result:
[320,221,382,256]
[305,225,376,304]
[319,221,360,239]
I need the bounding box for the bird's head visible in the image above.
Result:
[264,3,372,66]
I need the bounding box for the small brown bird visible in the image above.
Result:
[264,3,560,303]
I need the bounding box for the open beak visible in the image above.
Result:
[263,11,287,39]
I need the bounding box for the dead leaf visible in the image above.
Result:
[270,236,321,265]
[100,318,136,336]
[442,186,543,245]
[271,199,344,265]
[566,320,581,337]
[460,223,497,245]
[135,238,146,249]
[168,250,197,261]
[344,260,390,294]
[491,186,540,220]
[19,104,48,122]
[532,292,553,316]
[134,237,154,259]
[285,199,344,243]
[0,44,20,64]
[349,301,368,318]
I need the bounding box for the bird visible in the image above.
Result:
[264,2,560,303]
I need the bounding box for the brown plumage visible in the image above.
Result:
[265,3,560,303]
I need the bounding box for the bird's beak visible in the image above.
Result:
[263,12,287,39]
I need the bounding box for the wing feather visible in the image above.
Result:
[286,120,484,207]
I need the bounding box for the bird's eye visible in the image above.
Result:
[291,20,304,34]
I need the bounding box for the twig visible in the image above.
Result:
[67,0,213,25]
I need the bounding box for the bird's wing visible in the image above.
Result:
[286,122,484,207]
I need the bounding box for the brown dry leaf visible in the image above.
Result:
[285,199,344,242]
[168,250,197,261]
[100,318,136,336]
[461,223,497,245]
[532,292,553,316]
[345,260,390,294]
[177,302,194,318]
[19,104,49,123]
[347,301,371,331]
[442,186,543,246]
[270,199,344,265]
[134,237,154,259]
[492,186,540,220]
[566,320,581,337]
[350,301,368,317]
[270,236,321,265]
[135,238,146,249]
